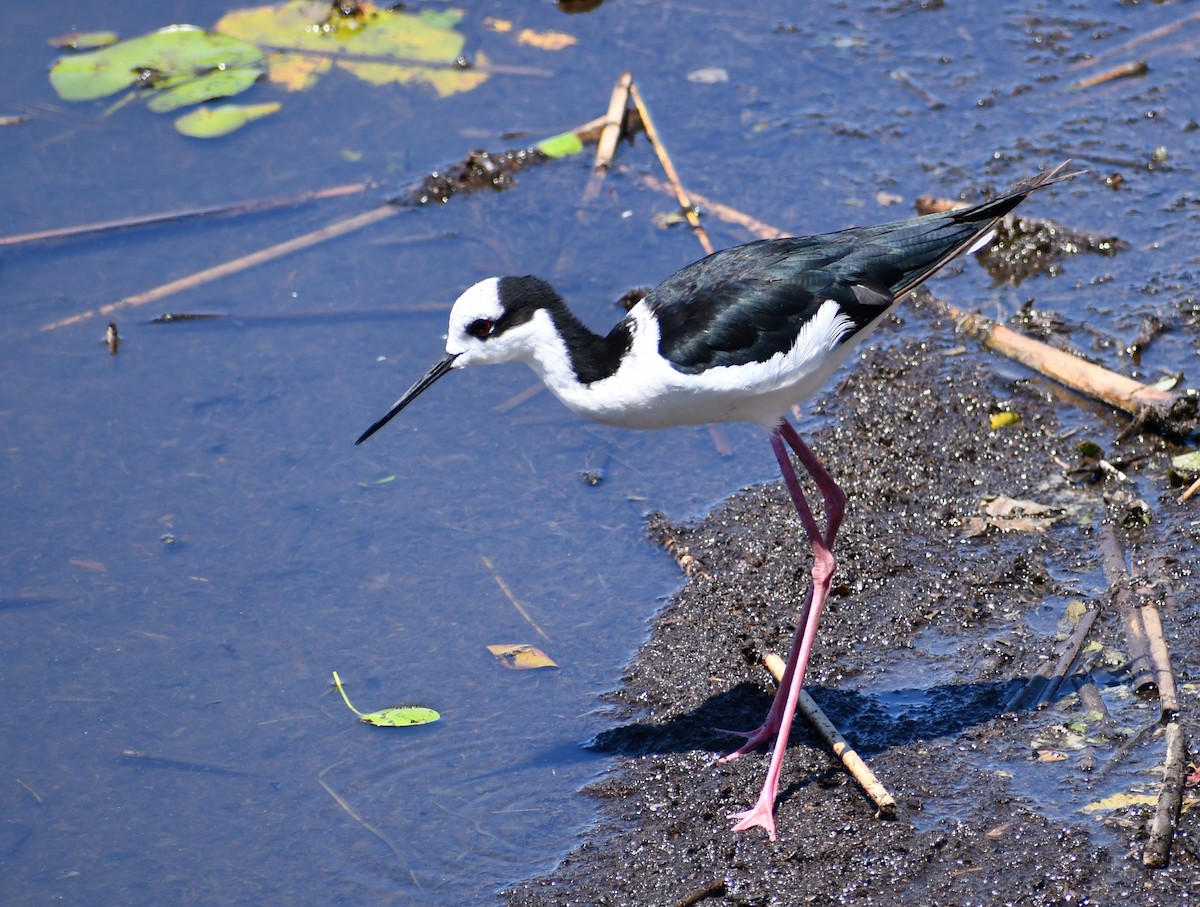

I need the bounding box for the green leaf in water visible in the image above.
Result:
[331,671,440,727]
[1171,451,1200,475]
[535,131,585,159]
[49,25,265,103]
[175,102,281,138]
[146,65,265,113]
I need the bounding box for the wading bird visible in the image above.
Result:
[357,162,1073,839]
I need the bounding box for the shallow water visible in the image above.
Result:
[3,0,1198,903]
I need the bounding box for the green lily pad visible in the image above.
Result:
[331,671,440,728]
[175,102,281,138]
[147,65,264,112]
[356,705,442,727]
[49,24,265,103]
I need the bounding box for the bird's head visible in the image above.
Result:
[356,275,562,445]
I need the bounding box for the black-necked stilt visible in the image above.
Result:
[357,161,1074,840]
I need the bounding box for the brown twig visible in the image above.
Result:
[1144,721,1187,868]
[1071,60,1148,90]
[763,652,897,819]
[41,205,401,332]
[890,69,945,109]
[1069,8,1200,72]
[40,112,644,333]
[317,760,409,866]
[1179,475,1200,503]
[0,180,373,248]
[1099,524,1156,695]
[1005,604,1098,712]
[651,519,710,580]
[1146,556,1181,718]
[943,303,1179,419]
[582,71,632,204]
[639,174,788,240]
[627,81,714,256]
[121,748,257,776]
[480,555,552,643]
[671,878,726,907]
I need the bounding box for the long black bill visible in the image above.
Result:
[355,353,459,445]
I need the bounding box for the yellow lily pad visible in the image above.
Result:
[217,0,489,98]
[175,102,281,138]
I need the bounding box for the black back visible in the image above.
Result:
[647,165,1068,373]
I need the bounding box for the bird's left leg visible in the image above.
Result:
[726,420,846,840]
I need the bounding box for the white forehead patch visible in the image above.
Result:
[448,277,504,330]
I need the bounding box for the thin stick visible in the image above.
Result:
[764,652,897,819]
[41,112,644,333]
[1070,8,1200,71]
[1006,605,1098,712]
[1179,475,1200,503]
[0,180,372,248]
[627,81,714,256]
[121,748,257,776]
[1144,721,1186,868]
[639,174,788,239]
[480,555,552,643]
[671,878,726,907]
[582,71,632,204]
[1099,524,1156,695]
[41,205,401,332]
[317,761,408,866]
[890,69,945,109]
[1146,557,1181,717]
[1071,60,1148,90]
[944,304,1177,418]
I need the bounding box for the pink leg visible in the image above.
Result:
[726,420,846,841]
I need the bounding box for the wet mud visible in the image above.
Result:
[506,298,1199,906]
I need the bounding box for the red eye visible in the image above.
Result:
[467,319,494,338]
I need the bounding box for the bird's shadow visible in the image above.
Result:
[588,676,1029,761]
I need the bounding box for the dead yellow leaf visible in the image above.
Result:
[517,28,577,51]
[486,643,559,670]
[483,17,513,33]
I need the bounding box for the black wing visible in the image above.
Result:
[647,162,1073,374]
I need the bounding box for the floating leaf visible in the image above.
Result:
[175,102,281,137]
[487,643,559,670]
[217,1,489,98]
[49,31,120,50]
[146,65,264,112]
[331,671,440,727]
[989,411,1020,430]
[535,130,584,159]
[1171,451,1200,475]
[49,25,265,103]
[1081,792,1156,814]
[357,474,397,488]
[517,28,577,51]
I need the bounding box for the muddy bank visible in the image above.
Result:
[507,298,1199,905]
